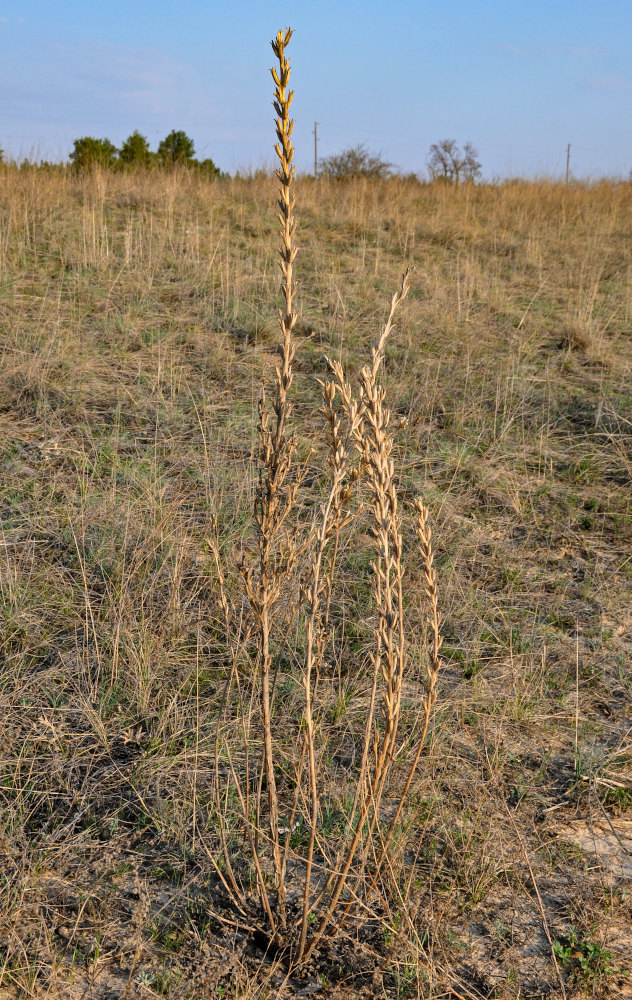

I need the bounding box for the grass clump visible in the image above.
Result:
[203,27,443,971]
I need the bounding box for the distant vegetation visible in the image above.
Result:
[68,129,223,176]
[119,129,152,167]
[319,143,394,179]
[427,138,482,183]
[319,140,483,182]
[69,136,119,170]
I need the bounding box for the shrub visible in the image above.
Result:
[194,156,222,179]
[319,142,394,179]
[70,136,118,171]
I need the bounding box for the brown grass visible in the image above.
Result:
[200,31,446,972]
[0,57,631,1000]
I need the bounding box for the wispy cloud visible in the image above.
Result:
[46,39,196,120]
[590,73,632,92]
[0,32,232,146]
[500,43,604,61]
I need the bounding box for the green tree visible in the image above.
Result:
[195,157,222,179]
[119,130,152,167]
[157,129,195,165]
[70,136,118,171]
[319,143,394,180]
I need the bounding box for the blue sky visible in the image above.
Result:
[1,1,631,178]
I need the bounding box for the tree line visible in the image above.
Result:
[318,139,482,183]
[0,132,481,183]
[68,129,222,175]
[71,134,481,181]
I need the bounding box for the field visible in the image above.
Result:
[1,165,631,999]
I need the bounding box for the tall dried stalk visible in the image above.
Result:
[207,27,444,970]
[238,26,301,936]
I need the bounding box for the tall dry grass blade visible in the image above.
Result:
[238,25,299,938]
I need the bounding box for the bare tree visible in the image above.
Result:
[319,143,394,180]
[427,138,482,184]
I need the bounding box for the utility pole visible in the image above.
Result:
[313,121,318,179]
[565,143,571,185]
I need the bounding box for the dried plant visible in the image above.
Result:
[206,27,443,970]
[237,28,301,931]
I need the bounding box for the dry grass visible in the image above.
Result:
[199,31,446,972]
[1,51,632,999]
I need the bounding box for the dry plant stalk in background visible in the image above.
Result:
[207,27,443,969]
